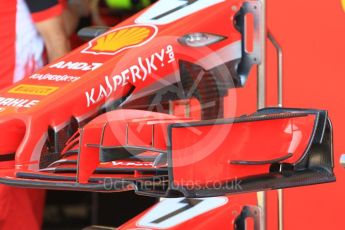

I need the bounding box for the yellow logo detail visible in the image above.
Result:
[82,25,158,55]
[8,84,59,96]
[342,0,345,12]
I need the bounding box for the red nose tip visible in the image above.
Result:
[0,120,26,155]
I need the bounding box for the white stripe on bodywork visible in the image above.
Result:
[137,197,228,229]
[135,0,226,25]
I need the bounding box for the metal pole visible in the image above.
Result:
[267,30,284,230]
[267,31,283,107]
[278,52,283,107]
[256,191,267,230]
[257,0,267,110]
[278,189,284,230]
[341,154,345,168]
[257,0,267,229]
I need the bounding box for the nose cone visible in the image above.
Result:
[0,120,26,155]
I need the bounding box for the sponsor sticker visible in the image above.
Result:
[29,73,81,83]
[8,84,59,96]
[0,97,39,108]
[85,44,176,107]
[81,24,158,56]
[342,0,345,12]
[49,61,103,71]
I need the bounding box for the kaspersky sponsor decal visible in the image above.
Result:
[81,24,158,56]
[49,61,103,71]
[8,84,59,96]
[0,97,39,108]
[86,45,175,107]
[29,73,81,83]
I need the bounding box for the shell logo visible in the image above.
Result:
[82,24,158,55]
[342,0,345,12]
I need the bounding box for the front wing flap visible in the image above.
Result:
[0,108,335,198]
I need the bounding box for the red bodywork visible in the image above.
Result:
[0,0,243,171]
[0,0,336,229]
